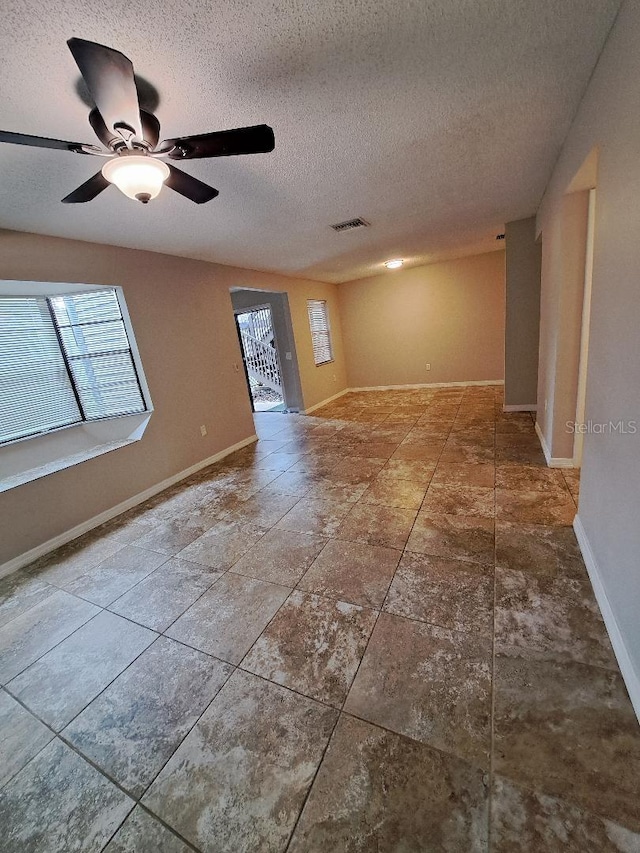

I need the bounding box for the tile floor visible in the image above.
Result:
[1,386,639,852]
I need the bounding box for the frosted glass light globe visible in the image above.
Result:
[102,155,170,203]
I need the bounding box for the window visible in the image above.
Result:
[0,288,146,445]
[307,299,333,366]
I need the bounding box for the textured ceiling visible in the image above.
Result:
[0,0,621,282]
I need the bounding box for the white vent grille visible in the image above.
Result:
[330,217,369,232]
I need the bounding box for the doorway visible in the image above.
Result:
[230,288,304,413]
[234,306,285,412]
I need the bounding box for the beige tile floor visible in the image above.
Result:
[0,386,639,852]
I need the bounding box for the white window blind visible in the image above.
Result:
[50,290,146,420]
[307,299,333,366]
[0,297,82,443]
[0,289,146,445]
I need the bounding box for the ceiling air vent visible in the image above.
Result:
[330,217,370,233]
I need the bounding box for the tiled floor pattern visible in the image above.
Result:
[1,386,639,851]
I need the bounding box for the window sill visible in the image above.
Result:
[0,413,151,493]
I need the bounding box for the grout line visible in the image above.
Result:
[488,407,498,852]
[131,802,203,851]
[107,569,228,633]
[4,629,159,733]
[41,550,174,608]
[283,392,490,847]
[375,601,493,638]
[88,807,135,852]
[231,582,303,675]
[5,387,581,849]
[55,644,233,851]
[339,605,383,715]
[281,702,343,852]
[280,542,404,848]
[0,687,57,791]
[1,602,108,688]
[341,705,490,772]
[130,665,235,807]
[4,625,236,850]
[1,687,144,809]
[234,666,340,714]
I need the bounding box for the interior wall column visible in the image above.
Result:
[504,216,541,411]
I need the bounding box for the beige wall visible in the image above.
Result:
[338,251,505,388]
[504,217,541,409]
[536,0,640,712]
[0,229,347,565]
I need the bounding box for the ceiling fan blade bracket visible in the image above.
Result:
[152,143,178,158]
[172,144,191,159]
[90,107,160,152]
[113,122,136,141]
[74,144,105,155]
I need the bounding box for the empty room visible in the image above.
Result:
[0,0,639,850]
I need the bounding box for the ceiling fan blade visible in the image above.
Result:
[0,129,100,154]
[67,37,143,142]
[61,171,111,203]
[165,164,219,203]
[159,124,275,160]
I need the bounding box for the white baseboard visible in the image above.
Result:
[574,515,640,722]
[535,421,576,468]
[503,404,537,413]
[348,380,504,391]
[303,388,349,414]
[535,421,551,460]
[0,434,258,580]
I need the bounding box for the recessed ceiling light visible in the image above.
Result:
[384,259,404,269]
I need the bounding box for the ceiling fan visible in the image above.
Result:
[0,38,275,205]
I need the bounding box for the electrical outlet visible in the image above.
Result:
[285,351,292,361]
[425,363,431,371]
[200,425,207,437]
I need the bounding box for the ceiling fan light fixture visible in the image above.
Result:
[101,154,170,203]
[384,258,404,269]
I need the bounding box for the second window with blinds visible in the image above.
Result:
[307,299,334,366]
[0,288,147,445]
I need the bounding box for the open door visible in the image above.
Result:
[234,306,285,412]
[234,313,256,413]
